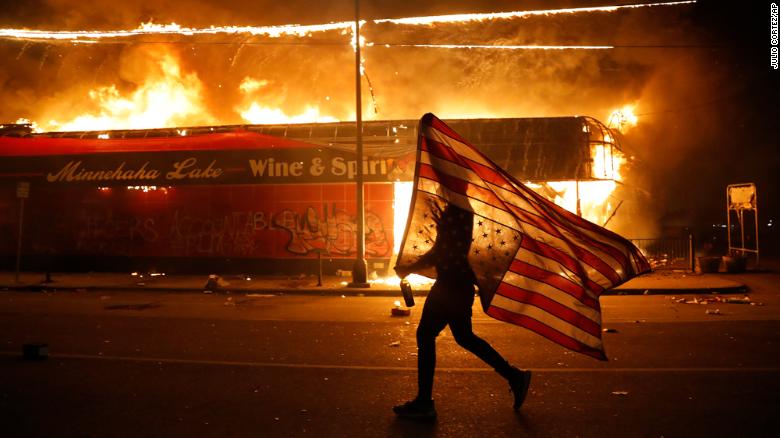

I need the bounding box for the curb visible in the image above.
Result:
[1,283,749,296]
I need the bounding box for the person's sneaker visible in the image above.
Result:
[393,398,437,420]
[509,367,532,410]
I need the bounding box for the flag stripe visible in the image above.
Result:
[515,247,604,299]
[516,240,606,296]
[489,293,602,348]
[417,177,520,232]
[495,282,602,337]
[486,305,606,360]
[502,270,600,316]
[419,163,507,213]
[508,259,591,301]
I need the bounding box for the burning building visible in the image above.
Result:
[0,116,632,275]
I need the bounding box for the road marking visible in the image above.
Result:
[2,351,779,373]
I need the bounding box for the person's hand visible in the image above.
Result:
[394,265,411,278]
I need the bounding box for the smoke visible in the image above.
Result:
[1,0,774,240]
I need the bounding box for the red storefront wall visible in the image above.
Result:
[0,183,394,271]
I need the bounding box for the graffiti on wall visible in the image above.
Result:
[70,206,391,258]
[169,211,259,257]
[272,205,390,257]
[75,211,159,256]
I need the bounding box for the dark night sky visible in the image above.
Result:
[0,0,777,249]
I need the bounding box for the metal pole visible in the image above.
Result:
[350,0,369,287]
[15,197,24,283]
[688,234,694,272]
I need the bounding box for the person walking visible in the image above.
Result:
[393,204,532,420]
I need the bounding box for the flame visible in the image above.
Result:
[0,1,696,43]
[393,181,415,254]
[543,180,617,225]
[0,20,353,42]
[236,76,339,124]
[608,105,639,133]
[44,48,213,132]
[375,1,696,25]
[240,104,339,124]
[381,44,612,50]
[592,142,626,180]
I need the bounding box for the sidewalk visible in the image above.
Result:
[0,269,748,296]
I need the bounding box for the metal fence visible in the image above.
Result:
[630,236,693,271]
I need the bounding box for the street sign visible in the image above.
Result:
[16,181,29,198]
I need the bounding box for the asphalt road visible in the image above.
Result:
[1,275,779,437]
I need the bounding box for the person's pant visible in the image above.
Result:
[416,284,513,401]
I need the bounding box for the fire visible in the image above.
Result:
[382,44,613,50]
[608,105,639,133]
[0,20,353,42]
[44,48,213,132]
[543,180,618,226]
[592,139,626,180]
[0,1,696,43]
[236,77,339,125]
[374,1,696,25]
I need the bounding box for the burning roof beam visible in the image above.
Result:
[0,1,697,43]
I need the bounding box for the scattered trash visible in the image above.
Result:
[672,295,759,306]
[22,343,48,360]
[705,309,722,315]
[204,274,230,293]
[389,341,401,347]
[391,301,411,317]
[611,391,629,396]
[602,328,618,333]
[643,290,650,295]
[223,297,235,306]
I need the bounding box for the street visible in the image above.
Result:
[2,273,780,437]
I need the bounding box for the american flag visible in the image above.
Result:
[396,114,650,360]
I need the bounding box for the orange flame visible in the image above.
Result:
[44,48,213,132]
[608,105,638,133]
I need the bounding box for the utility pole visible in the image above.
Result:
[350,0,369,287]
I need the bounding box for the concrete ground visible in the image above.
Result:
[0,268,778,437]
[0,267,749,296]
